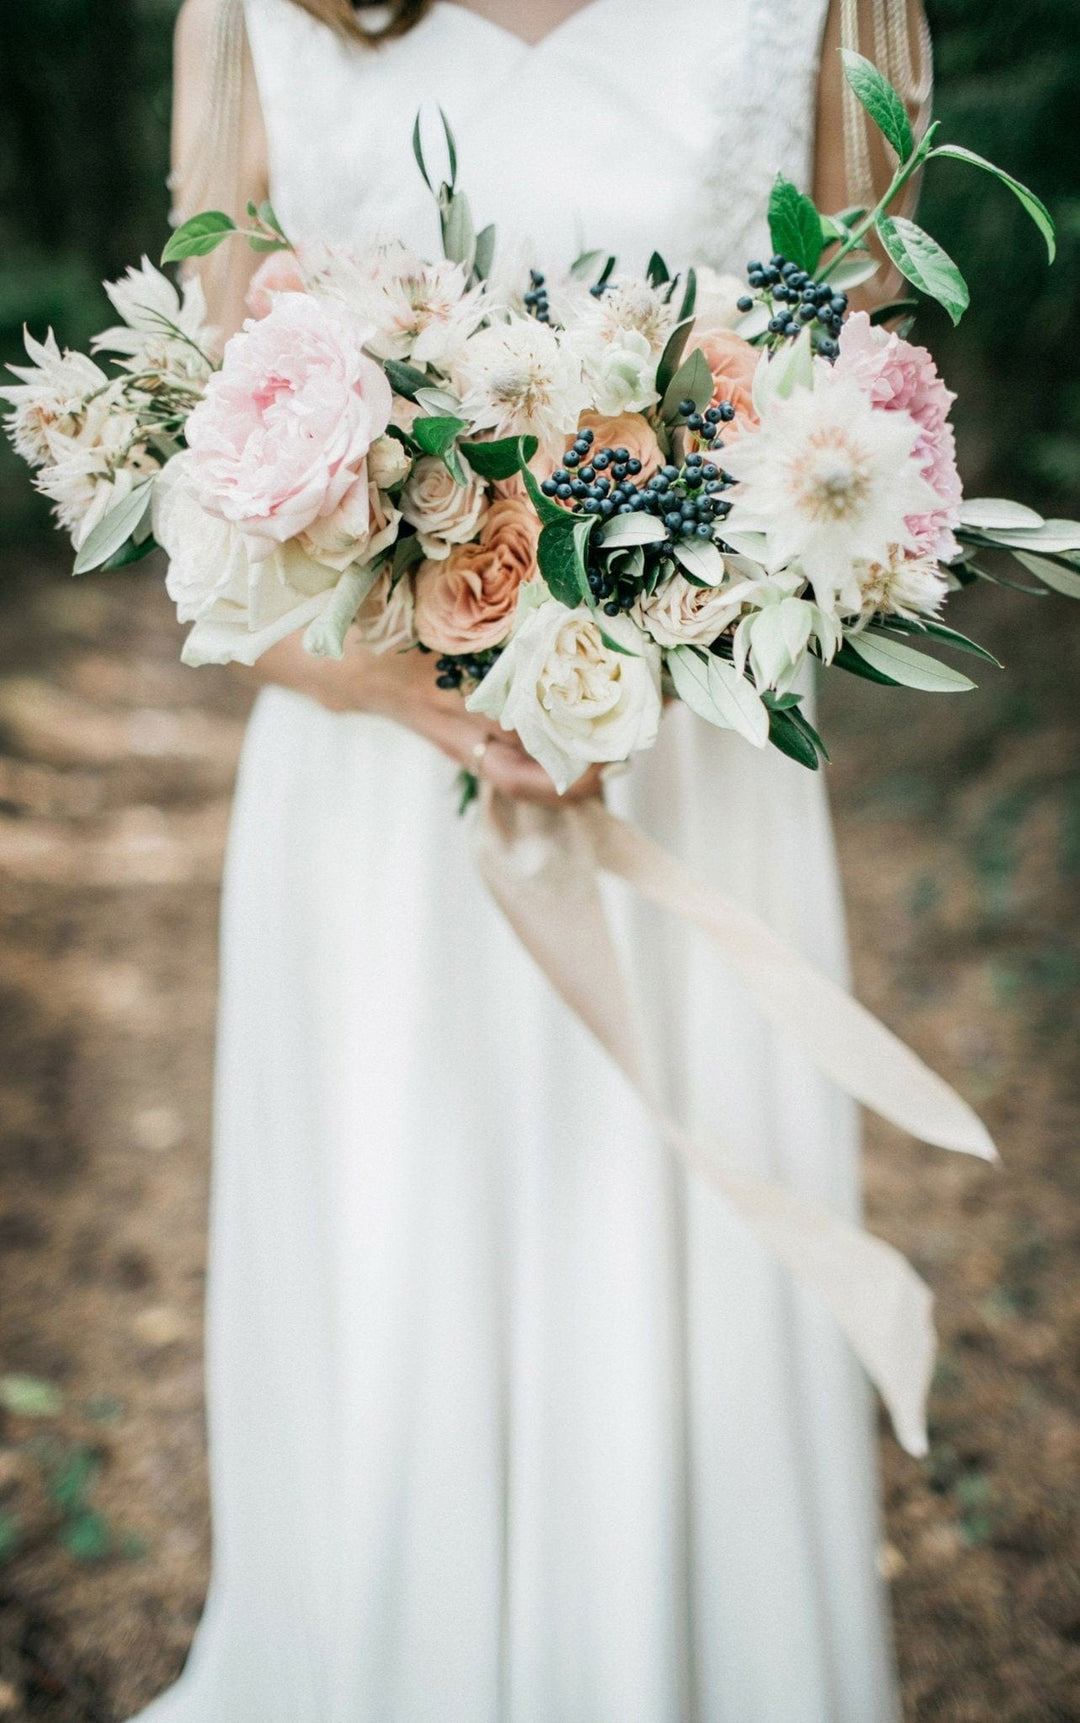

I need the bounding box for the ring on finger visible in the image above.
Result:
[471,738,491,773]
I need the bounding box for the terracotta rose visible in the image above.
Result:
[413,496,540,655]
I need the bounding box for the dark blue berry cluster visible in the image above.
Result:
[434,646,500,691]
[524,269,551,325]
[737,254,848,360]
[539,426,644,518]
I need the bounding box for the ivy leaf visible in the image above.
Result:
[538,514,595,607]
[661,347,712,422]
[875,216,969,325]
[411,414,468,458]
[929,144,1056,262]
[666,646,769,747]
[767,174,823,274]
[841,50,915,163]
[161,210,236,265]
[522,463,568,526]
[848,634,976,691]
[73,480,154,575]
[459,434,538,481]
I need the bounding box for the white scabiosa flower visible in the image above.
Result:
[0,329,111,467]
[93,257,215,383]
[721,374,939,615]
[453,316,588,450]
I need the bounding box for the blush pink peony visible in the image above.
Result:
[185,293,392,558]
[244,250,307,320]
[835,311,962,561]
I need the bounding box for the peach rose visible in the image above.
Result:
[413,496,538,654]
[245,250,307,320]
[576,410,663,483]
[694,329,760,441]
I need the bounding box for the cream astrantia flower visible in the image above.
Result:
[720,374,939,614]
[853,547,949,620]
[338,242,482,365]
[467,601,661,792]
[0,329,111,468]
[93,258,215,383]
[453,316,588,449]
[571,275,677,357]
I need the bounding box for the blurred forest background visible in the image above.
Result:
[1,4,1079,1721]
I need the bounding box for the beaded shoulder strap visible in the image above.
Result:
[839,0,933,211]
[167,0,248,229]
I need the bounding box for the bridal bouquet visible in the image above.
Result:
[5,54,1074,798]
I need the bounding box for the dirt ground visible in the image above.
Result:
[0,544,1077,1722]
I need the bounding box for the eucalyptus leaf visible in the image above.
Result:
[667,646,769,747]
[73,480,154,575]
[876,215,969,325]
[849,634,976,691]
[440,189,476,275]
[841,50,915,163]
[459,434,538,481]
[161,210,236,265]
[929,143,1055,262]
[661,347,712,421]
[414,386,461,415]
[570,248,607,282]
[677,267,697,324]
[768,174,823,274]
[538,514,595,607]
[473,223,496,281]
[734,303,771,341]
[1010,551,1080,599]
[672,536,726,585]
[821,254,880,292]
[411,111,433,192]
[599,512,670,548]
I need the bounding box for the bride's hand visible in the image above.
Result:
[244,628,606,806]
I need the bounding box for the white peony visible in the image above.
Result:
[452,315,589,450]
[153,451,345,667]
[400,453,488,559]
[721,372,939,615]
[467,600,661,793]
[93,257,215,383]
[634,567,742,648]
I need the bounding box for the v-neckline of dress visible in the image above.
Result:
[430,0,616,53]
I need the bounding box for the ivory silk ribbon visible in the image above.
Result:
[472,787,996,1459]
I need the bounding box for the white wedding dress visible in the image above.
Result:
[137,3,900,1719]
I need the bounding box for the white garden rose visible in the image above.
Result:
[400,454,487,559]
[578,326,658,417]
[153,451,344,666]
[634,569,741,648]
[467,600,662,793]
[367,432,412,490]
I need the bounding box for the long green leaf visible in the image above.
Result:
[849,633,976,692]
[161,210,236,265]
[73,480,154,575]
[876,215,969,325]
[661,347,712,422]
[767,174,823,274]
[1011,551,1080,599]
[655,316,695,401]
[841,50,915,163]
[667,646,769,747]
[929,144,1056,262]
[872,617,1002,667]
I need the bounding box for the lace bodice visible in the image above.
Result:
[242,0,831,276]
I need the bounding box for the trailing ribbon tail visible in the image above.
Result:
[473,787,994,1457]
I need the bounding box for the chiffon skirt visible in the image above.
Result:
[134,688,899,1723]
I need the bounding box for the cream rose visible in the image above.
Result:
[634,570,742,648]
[412,495,538,654]
[400,454,487,559]
[467,601,662,793]
[297,476,401,572]
[355,566,417,655]
[367,432,412,490]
